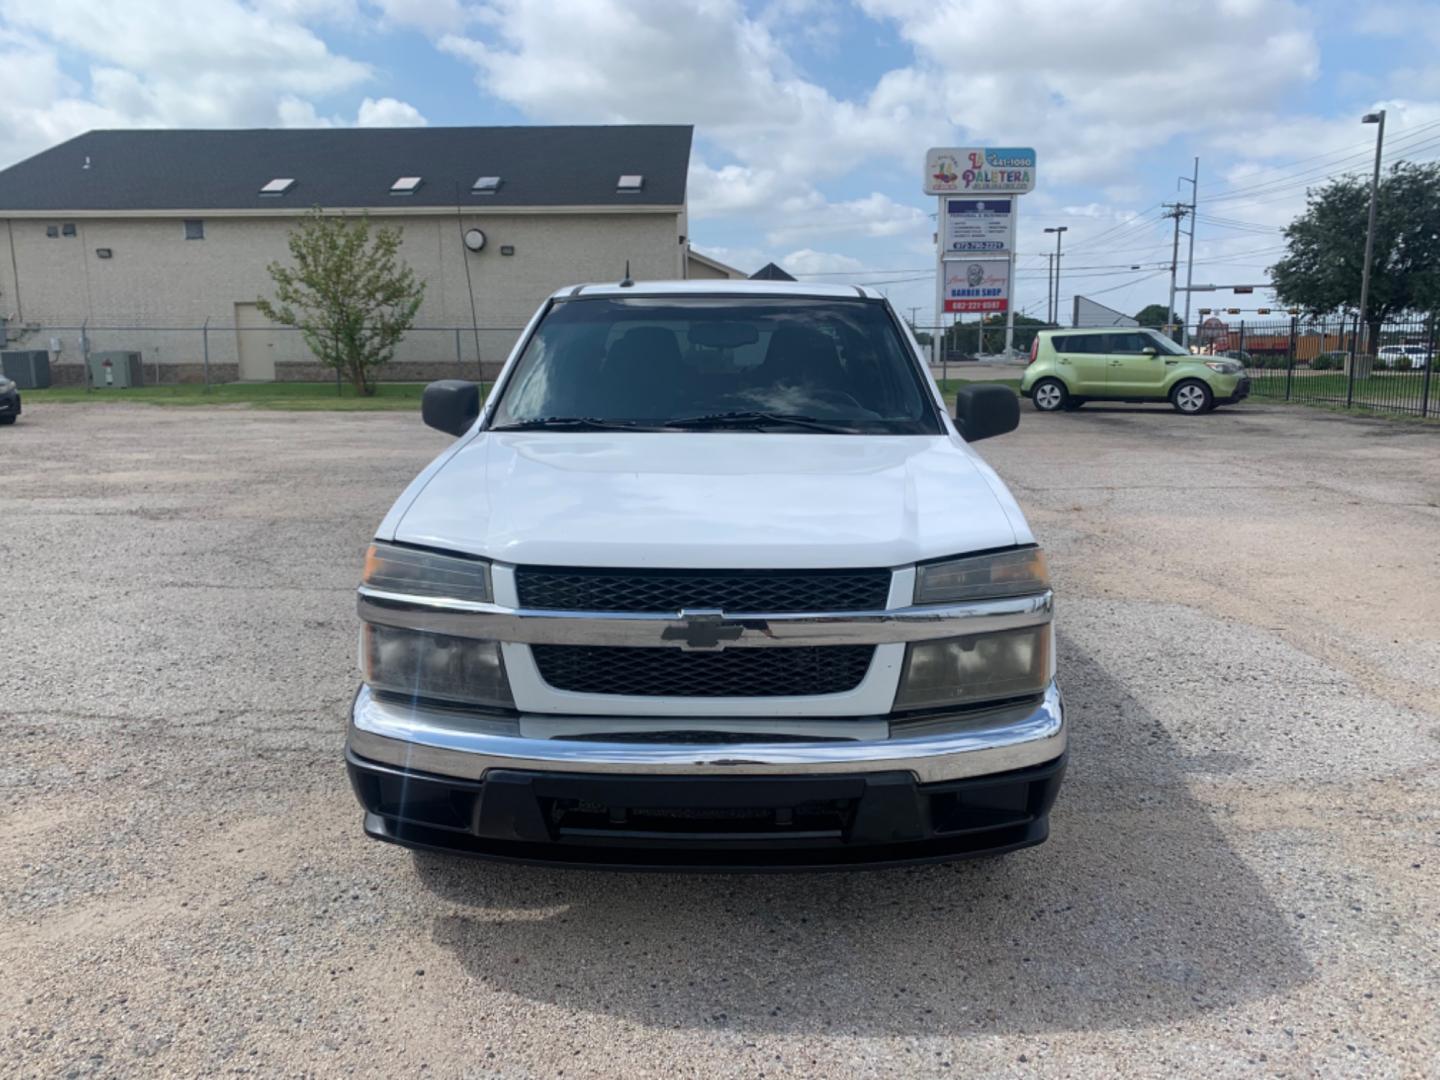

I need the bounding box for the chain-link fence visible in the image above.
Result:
[1,323,527,387]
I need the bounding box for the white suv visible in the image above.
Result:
[1377,345,1431,369]
[346,280,1064,869]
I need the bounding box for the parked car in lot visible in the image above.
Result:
[0,374,21,425]
[346,280,1064,869]
[1377,345,1431,369]
[1022,328,1250,414]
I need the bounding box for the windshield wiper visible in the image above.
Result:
[663,410,859,434]
[490,416,663,432]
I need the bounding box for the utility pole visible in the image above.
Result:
[1180,158,1198,347]
[1044,226,1067,326]
[1357,109,1386,357]
[1164,203,1189,338]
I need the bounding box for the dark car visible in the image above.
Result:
[0,375,21,425]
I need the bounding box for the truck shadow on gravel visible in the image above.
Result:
[414,631,1312,1037]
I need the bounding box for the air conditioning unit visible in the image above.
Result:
[87,351,144,389]
[0,349,51,389]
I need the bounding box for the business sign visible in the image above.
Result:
[943,259,1010,313]
[925,147,1036,195]
[944,197,1015,254]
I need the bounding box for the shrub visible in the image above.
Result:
[1371,355,1388,371]
[1312,354,1335,370]
[1390,356,1411,371]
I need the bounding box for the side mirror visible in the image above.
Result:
[1141,346,1158,357]
[422,380,481,436]
[954,384,1019,442]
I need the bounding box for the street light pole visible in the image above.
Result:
[1046,253,1057,325]
[1357,109,1386,358]
[1045,226,1067,326]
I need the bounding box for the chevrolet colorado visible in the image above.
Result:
[346,280,1064,869]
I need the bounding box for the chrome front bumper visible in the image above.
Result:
[347,681,1065,786]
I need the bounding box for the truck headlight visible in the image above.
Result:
[894,625,1052,710]
[914,547,1049,604]
[361,624,513,707]
[362,542,492,604]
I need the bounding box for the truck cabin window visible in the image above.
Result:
[490,297,942,435]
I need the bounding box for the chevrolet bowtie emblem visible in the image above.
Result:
[661,609,747,651]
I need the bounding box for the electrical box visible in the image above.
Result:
[0,349,52,389]
[87,351,144,389]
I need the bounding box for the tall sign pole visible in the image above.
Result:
[933,195,945,366]
[1003,199,1018,354]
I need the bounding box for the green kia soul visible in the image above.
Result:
[1020,328,1250,415]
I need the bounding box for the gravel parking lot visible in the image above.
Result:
[3,399,1437,1077]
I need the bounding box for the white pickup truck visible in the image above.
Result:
[347,280,1064,869]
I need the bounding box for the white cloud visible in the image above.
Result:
[779,248,866,275]
[858,0,1320,185]
[764,192,929,246]
[373,0,471,34]
[277,96,334,128]
[0,0,373,166]
[356,96,427,126]
[429,0,1330,285]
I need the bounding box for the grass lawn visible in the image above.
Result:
[22,381,449,411]
[26,377,1022,414]
[1248,370,1440,414]
[935,377,1022,409]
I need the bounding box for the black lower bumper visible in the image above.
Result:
[0,390,19,418]
[346,749,1066,870]
[1221,377,1252,404]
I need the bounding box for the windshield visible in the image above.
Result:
[1142,331,1190,356]
[489,297,942,434]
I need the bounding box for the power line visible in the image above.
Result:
[1204,129,1440,206]
[1198,120,1440,198]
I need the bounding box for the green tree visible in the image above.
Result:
[937,313,1047,356]
[257,209,425,395]
[1134,303,1177,327]
[981,312,1048,351]
[1271,161,1440,347]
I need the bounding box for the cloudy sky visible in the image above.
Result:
[3,0,1439,326]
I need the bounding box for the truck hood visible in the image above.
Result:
[387,432,1030,569]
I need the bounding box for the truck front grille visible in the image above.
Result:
[531,645,875,698]
[515,567,891,613]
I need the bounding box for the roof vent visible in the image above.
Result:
[472,176,502,194]
[617,174,644,193]
[260,178,296,196]
[390,176,423,195]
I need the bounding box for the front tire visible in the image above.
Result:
[1031,378,1068,412]
[1170,380,1212,415]
[0,415,15,425]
